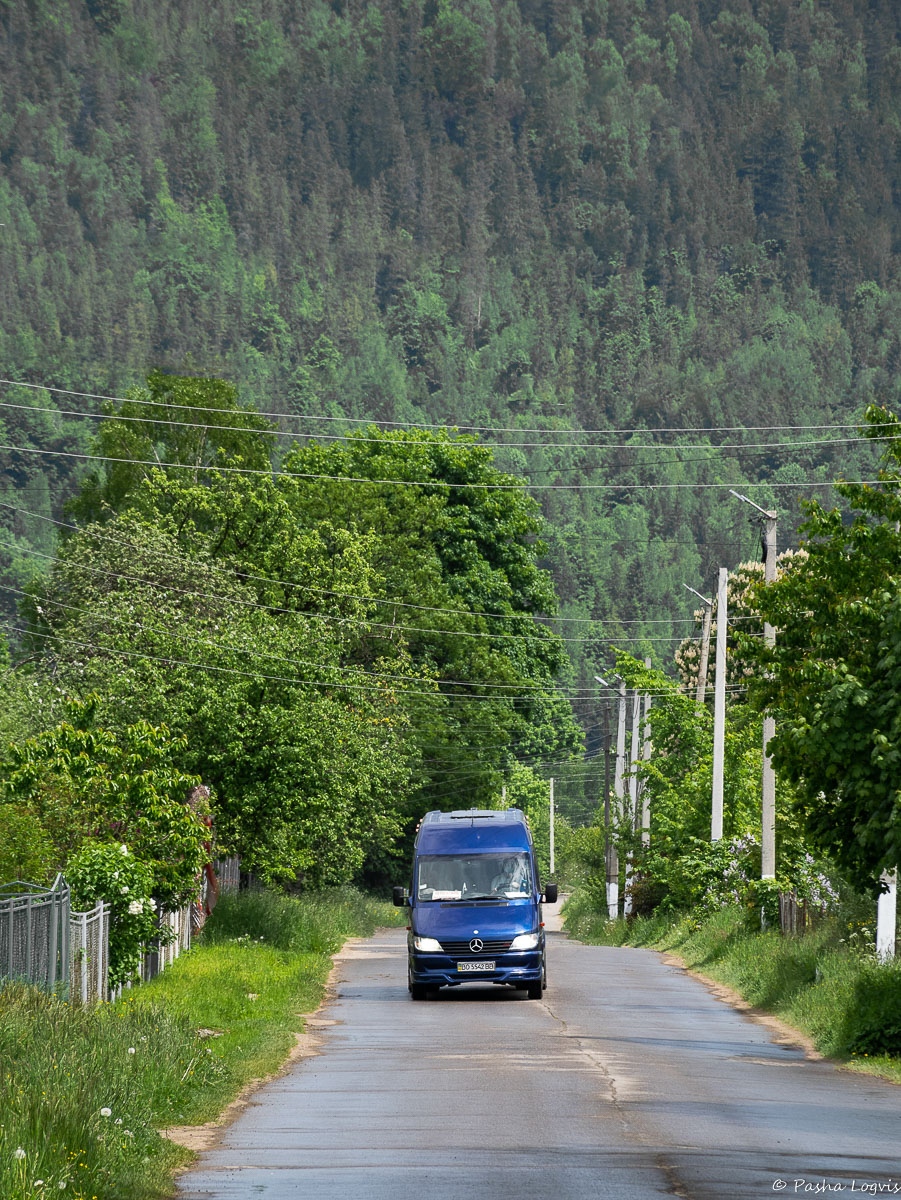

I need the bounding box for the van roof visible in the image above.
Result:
[420,808,527,826]
[415,808,533,854]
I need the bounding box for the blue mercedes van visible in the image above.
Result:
[393,808,557,1000]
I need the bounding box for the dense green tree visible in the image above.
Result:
[2,0,900,778]
[0,702,208,907]
[19,509,416,886]
[746,405,901,892]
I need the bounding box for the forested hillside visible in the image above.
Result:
[2,0,900,768]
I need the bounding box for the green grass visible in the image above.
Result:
[562,892,901,1086]
[0,887,403,1200]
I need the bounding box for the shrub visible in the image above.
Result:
[841,959,901,1056]
[67,842,162,989]
[555,822,606,888]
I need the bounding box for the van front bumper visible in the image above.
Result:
[409,949,544,988]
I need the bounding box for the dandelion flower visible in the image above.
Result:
[100,1107,112,1118]
[127,1047,136,1055]
[14,1147,25,1160]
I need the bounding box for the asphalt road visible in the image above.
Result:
[177,918,901,1199]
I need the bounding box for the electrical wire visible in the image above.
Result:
[0,439,880,492]
[0,501,717,631]
[0,378,891,439]
[0,395,887,456]
[0,532,694,650]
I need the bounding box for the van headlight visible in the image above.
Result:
[413,936,442,952]
[509,933,539,951]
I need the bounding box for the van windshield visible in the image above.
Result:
[416,853,532,901]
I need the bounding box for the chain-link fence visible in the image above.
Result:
[4,858,241,1000]
[70,901,110,1004]
[0,875,70,993]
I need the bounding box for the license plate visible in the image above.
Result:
[457,960,495,973]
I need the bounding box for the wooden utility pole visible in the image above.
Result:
[711,567,728,842]
[685,584,713,704]
[595,674,626,918]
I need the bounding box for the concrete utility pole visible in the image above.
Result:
[731,492,778,879]
[601,695,614,914]
[623,690,642,916]
[596,674,626,918]
[549,777,555,876]
[877,870,897,962]
[711,567,728,842]
[641,662,652,848]
[761,510,778,880]
[685,584,713,705]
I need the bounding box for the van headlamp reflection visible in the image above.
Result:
[413,936,442,952]
[509,933,539,951]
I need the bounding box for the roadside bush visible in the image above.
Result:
[555,822,605,889]
[67,842,162,988]
[841,958,901,1056]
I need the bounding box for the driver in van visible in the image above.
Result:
[491,855,528,894]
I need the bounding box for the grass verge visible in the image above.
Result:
[0,887,403,1200]
[563,890,901,1086]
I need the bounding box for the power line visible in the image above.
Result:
[0,395,887,457]
[4,620,608,705]
[0,513,697,643]
[0,440,879,492]
[0,502,736,630]
[0,378,889,439]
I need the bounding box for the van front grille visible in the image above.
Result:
[441,939,514,955]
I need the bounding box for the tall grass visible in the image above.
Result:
[563,892,901,1082]
[0,887,401,1200]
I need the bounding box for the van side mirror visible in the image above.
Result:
[392,886,408,907]
[543,883,558,904]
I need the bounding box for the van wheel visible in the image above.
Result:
[526,981,543,1000]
